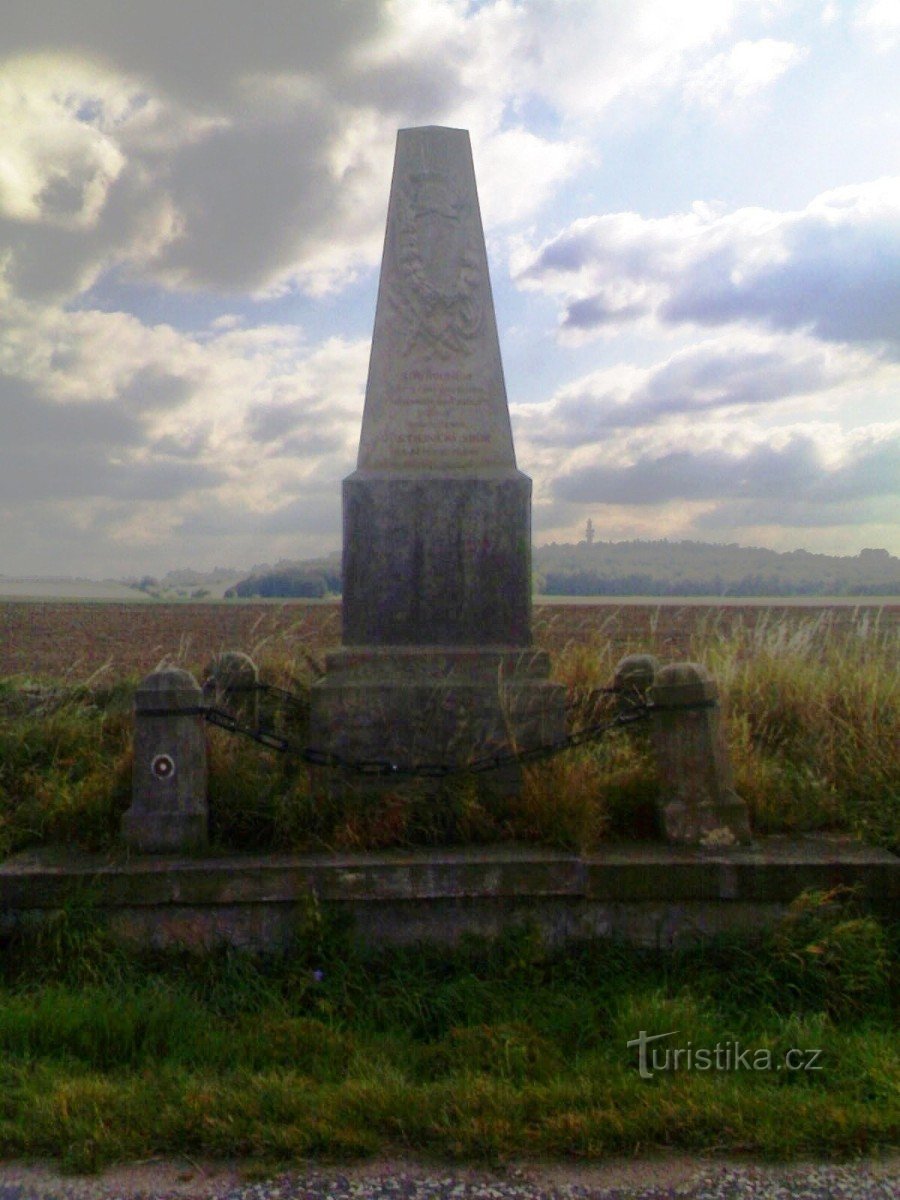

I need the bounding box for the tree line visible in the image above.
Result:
[223,541,899,599]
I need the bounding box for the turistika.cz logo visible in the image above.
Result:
[627,1030,824,1080]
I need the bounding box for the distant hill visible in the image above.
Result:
[118,567,246,600]
[224,555,341,599]
[221,542,900,599]
[534,541,900,597]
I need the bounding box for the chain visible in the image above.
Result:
[151,675,718,778]
[197,681,657,778]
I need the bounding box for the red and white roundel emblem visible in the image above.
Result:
[151,753,176,780]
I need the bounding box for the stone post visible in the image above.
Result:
[203,650,259,728]
[122,667,208,853]
[648,662,751,846]
[613,653,659,715]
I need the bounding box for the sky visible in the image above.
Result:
[1,0,898,578]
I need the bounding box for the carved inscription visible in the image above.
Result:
[386,366,500,465]
[356,127,517,471]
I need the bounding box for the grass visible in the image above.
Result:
[0,887,895,1169]
[1,606,896,856]
[0,608,896,1169]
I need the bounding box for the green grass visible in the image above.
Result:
[0,888,896,1169]
[1,607,896,856]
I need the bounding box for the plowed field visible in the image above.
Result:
[2,600,896,682]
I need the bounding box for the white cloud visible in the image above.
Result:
[682,39,807,110]
[513,331,875,447]
[486,0,743,122]
[0,1,762,302]
[0,56,131,228]
[514,178,900,351]
[0,293,368,571]
[854,0,900,53]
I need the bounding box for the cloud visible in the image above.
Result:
[682,39,807,110]
[0,1,766,304]
[0,378,226,504]
[2,1,896,570]
[0,2,594,301]
[854,0,900,53]
[514,332,869,446]
[514,179,900,352]
[553,427,900,512]
[0,292,367,568]
[475,0,743,122]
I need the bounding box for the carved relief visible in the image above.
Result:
[386,170,484,358]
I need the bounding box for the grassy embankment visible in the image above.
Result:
[0,607,896,1167]
[0,886,896,1168]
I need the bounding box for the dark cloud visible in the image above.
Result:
[245,402,307,443]
[0,4,407,299]
[663,213,900,349]
[521,337,854,446]
[254,493,341,536]
[245,399,346,456]
[520,184,900,353]
[175,489,339,539]
[105,458,227,501]
[0,374,223,502]
[565,294,648,328]
[150,431,210,459]
[3,2,385,108]
[0,376,141,450]
[278,431,345,456]
[155,113,341,291]
[554,432,900,507]
[695,496,898,531]
[1,172,175,301]
[121,366,194,412]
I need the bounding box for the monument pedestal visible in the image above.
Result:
[309,646,565,797]
[343,470,531,646]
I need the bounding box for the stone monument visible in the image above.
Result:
[309,126,565,791]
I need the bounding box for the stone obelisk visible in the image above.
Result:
[309,126,564,790]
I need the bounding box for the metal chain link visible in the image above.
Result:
[200,680,656,778]
[156,673,717,778]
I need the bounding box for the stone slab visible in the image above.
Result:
[2,838,896,951]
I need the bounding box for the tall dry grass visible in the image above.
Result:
[0,607,896,856]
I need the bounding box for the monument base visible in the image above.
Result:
[342,470,532,646]
[308,646,566,799]
[660,797,753,847]
[121,809,207,854]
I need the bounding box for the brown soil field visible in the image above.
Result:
[2,600,897,682]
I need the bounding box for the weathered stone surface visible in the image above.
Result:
[649,662,751,846]
[613,652,659,716]
[3,838,896,951]
[309,646,565,777]
[356,126,516,472]
[310,125,564,790]
[122,667,208,853]
[203,649,259,726]
[342,472,531,646]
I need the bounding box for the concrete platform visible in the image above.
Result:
[1,836,896,952]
